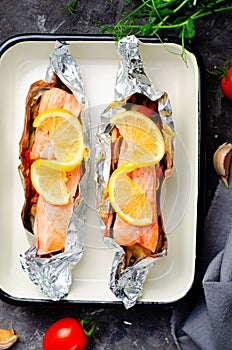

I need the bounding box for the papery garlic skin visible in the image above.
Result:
[213,142,232,188]
[0,329,18,349]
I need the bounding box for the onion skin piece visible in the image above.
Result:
[0,328,18,349]
[213,142,232,188]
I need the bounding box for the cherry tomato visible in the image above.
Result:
[42,317,87,350]
[220,65,232,100]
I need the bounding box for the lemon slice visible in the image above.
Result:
[31,159,70,205]
[110,110,165,166]
[108,163,153,226]
[33,108,84,171]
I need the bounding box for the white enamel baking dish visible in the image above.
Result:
[0,35,204,306]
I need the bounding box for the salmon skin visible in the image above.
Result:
[19,73,84,256]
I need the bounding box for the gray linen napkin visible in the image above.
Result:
[171,174,232,350]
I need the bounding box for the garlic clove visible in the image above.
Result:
[0,329,18,349]
[213,142,232,188]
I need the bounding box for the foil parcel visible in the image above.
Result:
[95,35,175,309]
[19,41,90,301]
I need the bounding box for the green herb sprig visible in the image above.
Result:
[98,0,232,62]
[65,0,79,15]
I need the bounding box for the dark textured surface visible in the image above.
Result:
[0,1,232,349]
[0,303,175,349]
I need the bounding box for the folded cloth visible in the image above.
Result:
[171,174,232,350]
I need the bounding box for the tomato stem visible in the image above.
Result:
[79,319,97,337]
[213,60,232,81]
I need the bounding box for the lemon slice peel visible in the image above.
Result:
[110,110,165,167]
[33,108,84,171]
[108,163,153,226]
[31,159,70,205]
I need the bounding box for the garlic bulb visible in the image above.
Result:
[213,142,232,188]
[0,328,18,349]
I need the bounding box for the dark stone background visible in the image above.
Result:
[0,1,232,349]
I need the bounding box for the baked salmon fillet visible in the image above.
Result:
[19,73,84,256]
[98,93,174,269]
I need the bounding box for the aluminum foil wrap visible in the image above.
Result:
[95,35,175,308]
[19,41,90,300]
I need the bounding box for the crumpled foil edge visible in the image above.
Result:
[20,41,90,301]
[96,35,174,308]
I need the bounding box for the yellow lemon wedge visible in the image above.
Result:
[108,163,153,226]
[31,159,70,205]
[33,108,84,171]
[110,110,165,166]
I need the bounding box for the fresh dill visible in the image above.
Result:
[98,0,232,62]
[65,0,79,15]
